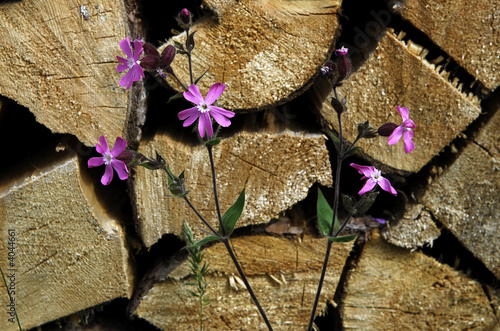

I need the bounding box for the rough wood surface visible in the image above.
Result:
[342,232,497,330]
[0,0,142,146]
[0,153,133,330]
[317,30,481,173]
[164,0,341,111]
[382,204,440,249]
[134,234,354,330]
[393,0,500,91]
[132,128,332,247]
[421,106,500,278]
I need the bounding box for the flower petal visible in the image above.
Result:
[110,137,127,157]
[119,37,133,59]
[119,70,135,90]
[88,156,105,168]
[403,118,416,129]
[403,130,415,154]
[397,105,409,121]
[387,126,403,145]
[96,136,109,154]
[132,39,144,60]
[205,83,225,105]
[184,84,204,104]
[210,106,234,127]
[101,164,114,186]
[350,163,375,178]
[377,177,397,196]
[198,112,212,138]
[112,160,129,180]
[178,107,200,126]
[358,179,376,195]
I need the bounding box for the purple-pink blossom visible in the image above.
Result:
[350,163,397,196]
[335,46,348,56]
[388,105,415,154]
[88,136,131,186]
[117,37,145,90]
[178,83,235,138]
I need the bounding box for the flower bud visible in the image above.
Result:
[116,150,134,164]
[377,122,398,136]
[160,45,176,68]
[336,49,351,82]
[177,8,192,28]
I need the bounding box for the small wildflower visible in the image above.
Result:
[372,217,387,224]
[178,83,235,138]
[335,46,351,81]
[335,46,349,56]
[350,163,397,196]
[387,105,415,154]
[88,136,132,186]
[117,37,145,90]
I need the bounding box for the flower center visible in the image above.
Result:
[104,152,113,165]
[197,102,209,113]
[371,169,382,182]
[127,57,136,69]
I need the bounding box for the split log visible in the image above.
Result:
[421,105,500,278]
[0,151,133,330]
[316,30,481,173]
[0,0,145,146]
[132,120,332,247]
[392,0,500,91]
[341,232,497,330]
[133,234,354,330]
[164,0,341,111]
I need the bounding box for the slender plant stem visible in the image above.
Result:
[206,146,225,236]
[0,265,22,330]
[186,27,194,85]
[222,238,274,330]
[307,88,345,331]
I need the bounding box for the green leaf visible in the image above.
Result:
[205,137,221,147]
[187,31,196,51]
[356,191,379,214]
[168,92,184,103]
[189,235,221,249]
[317,189,333,237]
[184,221,194,245]
[221,188,245,236]
[341,194,357,214]
[345,146,362,157]
[327,130,340,153]
[328,234,357,242]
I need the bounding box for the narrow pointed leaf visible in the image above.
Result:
[221,188,245,236]
[194,68,210,85]
[189,235,221,249]
[329,234,357,242]
[317,189,333,237]
[168,92,184,103]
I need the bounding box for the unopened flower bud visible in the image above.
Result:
[177,8,192,28]
[336,48,351,82]
[377,122,398,136]
[160,45,176,68]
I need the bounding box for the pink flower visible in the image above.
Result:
[335,46,348,56]
[178,83,235,138]
[350,163,397,196]
[117,37,145,90]
[88,136,131,186]
[388,105,415,154]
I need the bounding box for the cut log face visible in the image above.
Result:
[0,154,133,330]
[133,129,332,247]
[320,30,481,173]
[342,232,497,330]
[134,234,354,330]
[164,0,341,111]
[421,107,500,279]
[0,0,134,146]
[393,0,500,91]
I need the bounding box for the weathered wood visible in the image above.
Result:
[382,204,440,249]
[0,0,144,146]
[164,0,341,111]
[342,232,497,330]
[421,106,500,278]
[0,152,133,330]
[132,124,332,247]
[392,0,500,91]
[134,234,354,330]
[317,30,481,173]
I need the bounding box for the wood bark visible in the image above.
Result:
[134,234,353,330]
[392,0,500,91]
[164,0,341,111]
[132,119,332,247]
[0,152,133,331]
[316,30,481,173]
[0,0,145,147]
[341,232,497,330]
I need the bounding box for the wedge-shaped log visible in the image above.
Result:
[0,153,133,330]
[0,0,141,146]
[342,232,497,330]
[164,0,341,111]
[393,0,500,90]
[422,107,500,278]
[134,234,353,330]
[319,30,481,172]
[132,127,332,247]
